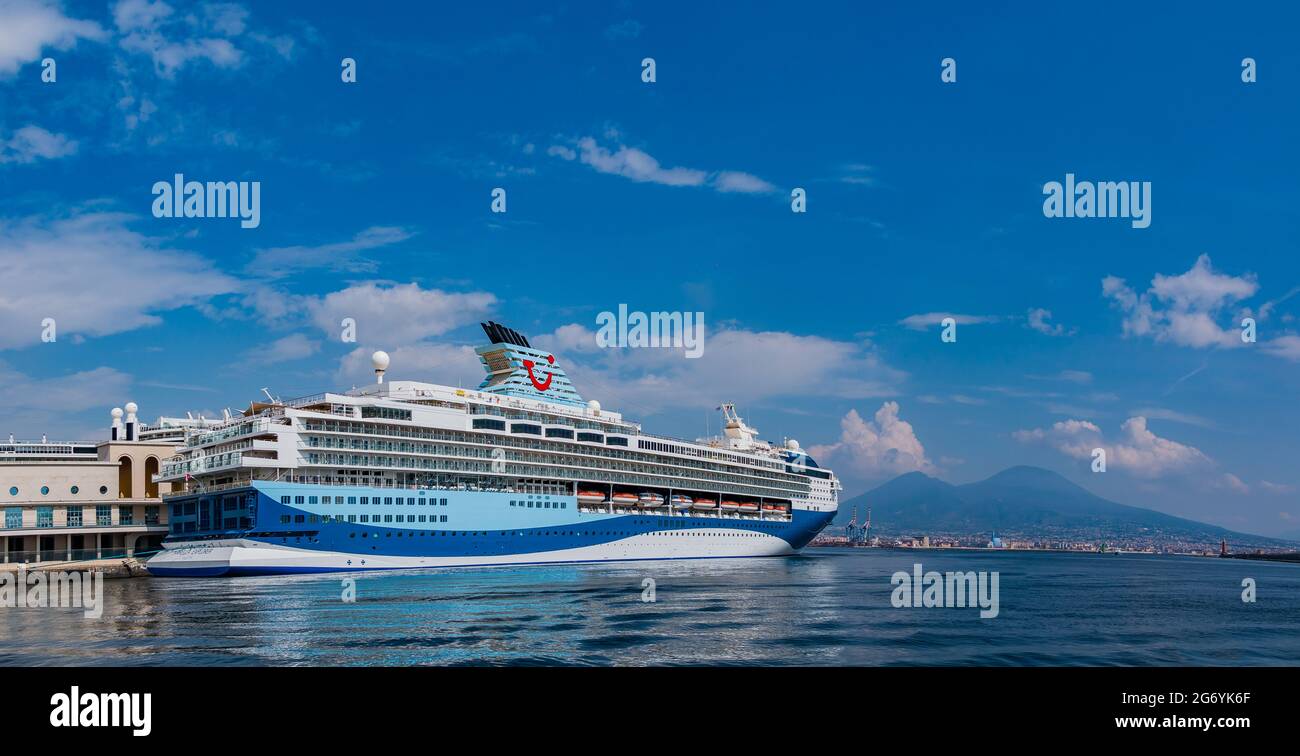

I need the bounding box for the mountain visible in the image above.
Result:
[833,465,1291,546]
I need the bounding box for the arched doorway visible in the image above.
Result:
[144,457,159,498]
[118,456,134,498]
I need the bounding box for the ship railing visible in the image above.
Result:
[1,548,133,564]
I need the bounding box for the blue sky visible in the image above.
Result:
[1,0,1298,536]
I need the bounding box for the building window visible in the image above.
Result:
[119,506,134,526]
[145,506,160,526]
[96,505,111,526]
[4,507,20,528]
[37,507,53,528]
[66,507,82,527]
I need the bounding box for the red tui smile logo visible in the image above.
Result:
[522,354,555,391]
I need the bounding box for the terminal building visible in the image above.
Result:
[1,404,222,565]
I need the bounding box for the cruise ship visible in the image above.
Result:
[146,323,840,576]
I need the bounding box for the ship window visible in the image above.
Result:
[440,515,448,522]
[606,436,628,447]
[295,496,305,504]
[99,486,108,495]
[294,515,305,523]
[40,486,49,495]
[577,432,604,443]
[384,497,393,505]
[281,496,290,504]
[440,498,447,506]
[8,487,17,496]
[348,497,357,504]
[545,427,574,439]
[280,515,291,524]
[309,496,318,504]
[472,418,506,431]
[71,486,79,495]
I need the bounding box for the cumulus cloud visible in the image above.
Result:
[1013,415,1212,478]
[0,211,238,349]
[336,342,484,387]
[0,360,133,439]
[898,312,1000,330]
[548,135,776,194]
[304,282,496,348]
[809,402,934,478]
[1102,255,1257,349]
[258,333,319,364]
[1026,307,1074,336]
[0,125,78,164]
[0,0,107,76]
[530,324,904,416]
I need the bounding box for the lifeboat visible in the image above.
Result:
[611,492,639,507]
[638,492,666,508]
[691,498,717,511]
[737,501,759,512]
[719,500,741,511]
[577,490,607,504]
[669,494,694,508]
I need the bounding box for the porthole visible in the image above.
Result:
[71,486,79,494]
[7,487,16,496]
[40,486,50,495]
[99,486,108,495]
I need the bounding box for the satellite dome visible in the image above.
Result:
[111,407,124,419]
[786,439,800,450]
[587,400,601,412]
[372,351,391,370]
[124,402,138,414]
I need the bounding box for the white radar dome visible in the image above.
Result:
[111,407,124,419]
[372,351,391,371]
[124,402,138,414]
[786,439,800,450]
[587,400,601,412]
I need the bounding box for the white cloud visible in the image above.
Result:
[0,211,238,349]
[246,226,415,278]
[0,124,78,164]
[111,0,289,77]
[336,342,484,388]
[0,360,133,439]
[1102,255,1257,349]
[1026,307,1073,336]
[809,402,934,478]
[1216,473,1249,494]
[712,170,776,194]
[548,135,775,195]
[898,312,1000,330]
[258,333,319,364]
[1260,334,1300,362]
[531,324,904,416]
[1013,415,1211,478]
[0,0,107,76]
[305,283,496,348]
